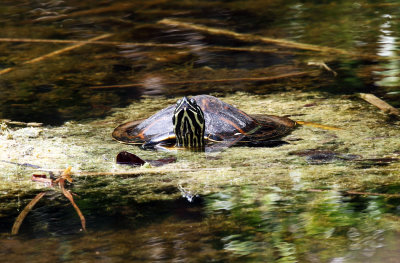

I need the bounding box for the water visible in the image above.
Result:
[1,0,400,262]
[1,187,399,262]
[1,0,399,124]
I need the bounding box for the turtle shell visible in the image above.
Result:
[112,95,296,149]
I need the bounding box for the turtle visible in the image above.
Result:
[112,95,296,151]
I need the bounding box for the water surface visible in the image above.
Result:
[0,1,400,262]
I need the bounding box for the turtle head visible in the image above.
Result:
[172,97,205,148]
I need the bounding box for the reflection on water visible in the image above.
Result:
[1,186,399,262]
[206,186,397,262]
[375,14,400,90]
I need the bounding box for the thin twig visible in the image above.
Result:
[0,37,181,48]
[0,34,112,75]
[75,167,232,177]
[11,192,46,235]
[158,18,385,60]
[59,179,86,232]
[0,160,230,176]
[307,61,337,76]
[0,37,293,55]
[90,71,319,90]
[296,121,342,131]
[358,93,400,116]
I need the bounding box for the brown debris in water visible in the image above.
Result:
[116,151,176,167]
[11,192,46,235]
[116,151,146,166]
[31,174,53,187]
[11,167,86,235]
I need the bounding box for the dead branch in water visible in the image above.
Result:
[158,18,385,60]
[59,178,86,232]
[358,93,400,116]
[90,70,319,90]
[0,37,293,55]
[11,167,86,235]
[0,37,181,48]
[11,192,46,235]
[0,119,42,127]
[0,34,112,75]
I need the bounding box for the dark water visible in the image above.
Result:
[0,0,399,125]
[1,0,400,262]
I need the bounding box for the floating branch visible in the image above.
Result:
[358,93,400,116]
[158,18,385,60]
[0,33,112,75]
[208,46,290,54]
[90,70,319,90]
[0,119,42,127]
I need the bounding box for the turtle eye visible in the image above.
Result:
[190,98,196,105]
[176,99,181,105]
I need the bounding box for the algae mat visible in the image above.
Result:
[1,92,399,203]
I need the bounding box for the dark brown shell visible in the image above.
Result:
[112,95,296,147]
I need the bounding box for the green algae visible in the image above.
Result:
[1,91,399,205]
